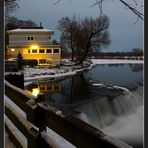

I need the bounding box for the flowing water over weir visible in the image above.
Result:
[75,86,143,148]
[25,64,144,148]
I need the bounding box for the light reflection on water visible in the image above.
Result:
[25,64,144,147]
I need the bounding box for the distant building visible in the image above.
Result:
[6,27,61,66]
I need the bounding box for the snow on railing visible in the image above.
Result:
[5,80,134,148]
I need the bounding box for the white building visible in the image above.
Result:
[7,27,61,66]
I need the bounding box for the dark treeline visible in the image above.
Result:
[61,51,144,59]
[91,51,144,57]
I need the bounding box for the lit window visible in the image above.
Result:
[46,49,52,53]
[39,49,45,53]
[11,48,15,52]
[32,49,37,53]
[54,49,59,53]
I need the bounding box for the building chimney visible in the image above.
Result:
[40,22,42,27]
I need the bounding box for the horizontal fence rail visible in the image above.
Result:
[5,80,133,148]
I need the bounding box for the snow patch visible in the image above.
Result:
[42,128,76,148]
[5,116,27,148]
[92,83,105,87]
[5,95,26,118]
[56,110,62,115]
[112,85,131,94]
[91,59,143,64]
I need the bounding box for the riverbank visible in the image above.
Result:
[91,59,144,64]
[23,59,143,83]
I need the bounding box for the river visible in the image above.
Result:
[25,63,144,148]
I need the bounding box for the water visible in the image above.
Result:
[25,64,144,148]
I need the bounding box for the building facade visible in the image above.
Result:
[7,27,61,66]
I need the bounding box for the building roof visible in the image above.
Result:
[7,27,54,34]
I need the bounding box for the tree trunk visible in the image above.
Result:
[71,48,74,62]
[78,48,89,64]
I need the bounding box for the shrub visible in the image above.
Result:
[23,59,38,67]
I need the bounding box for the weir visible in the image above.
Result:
[5,80,133,148]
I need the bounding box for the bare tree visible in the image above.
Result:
[76,16,111,64]
[91,0,144,21]
[53,0,144,21]
[6,17,38,30]
[58,16,79,62]
[5,0,19,21]
[58,15,110,64]
[22,20,38,27]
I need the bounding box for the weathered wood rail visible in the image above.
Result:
[5,80,133,148]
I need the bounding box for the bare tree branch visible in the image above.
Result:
[53,0,61,6]
[53,0,144,21]
[119,0,144,20]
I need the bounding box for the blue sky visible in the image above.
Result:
[12,0,144,52]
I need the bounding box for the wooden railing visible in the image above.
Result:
[5,80,133,148]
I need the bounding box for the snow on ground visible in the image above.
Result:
[23,62,92,82]
[91,59,144,64]
[23,59,143,83]
[5,129,16,148]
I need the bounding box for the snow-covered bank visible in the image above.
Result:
[91,59,144,64]
[23,59,143,83]
[24,63,92,82]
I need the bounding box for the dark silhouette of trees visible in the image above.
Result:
[58,16,78,62]
[129,64,143,72]
[5,0,19,21]
[131,48,143,56]
[6,17,38,30]
[58,15,110,64]
[17,52,24,70]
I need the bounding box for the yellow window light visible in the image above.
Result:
[32,88,39,96]
[11,48,15,52]
[31,45,39,49]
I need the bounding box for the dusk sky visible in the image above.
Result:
[12,0,144,52]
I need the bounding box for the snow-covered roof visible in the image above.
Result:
[7,27,54,34]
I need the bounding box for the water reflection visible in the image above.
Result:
[86,64,143,87]
[128,64,143,72]
[25,74,129,105]
[98,63,143,72]
[108,64,125,67]
[25,74,143,126]
[25,81,61,97]
[24,64,143,147]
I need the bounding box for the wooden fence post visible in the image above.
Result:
[26,99,46,133]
